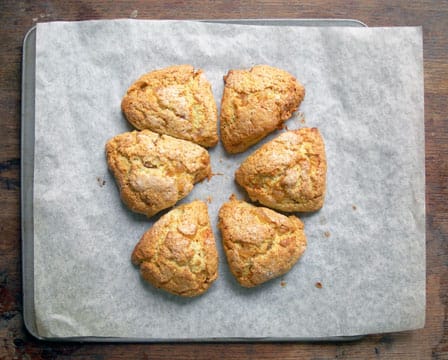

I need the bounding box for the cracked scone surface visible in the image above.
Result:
[106,130,211,218]
[121,65,218,147]
[235,128,326,212]
[218,196,306,287]
[220,65,305,153]
[132,200,218,297]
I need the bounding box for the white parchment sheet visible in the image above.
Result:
[33,20,425,339]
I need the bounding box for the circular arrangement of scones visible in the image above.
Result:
[132,200,218,297]
[106,64,327,295]
[235,128,327,212]
[106,129,211,218]
[121,65,218,148]
[220,65,305,153]
[218,196,307,287]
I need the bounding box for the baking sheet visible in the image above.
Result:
[28,20,425,340]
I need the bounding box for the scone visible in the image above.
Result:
[235,128,326,212]
[106,130,211,217]
[121,65,218,147]
[220,65,305,153]
[132,200,218,297]
[218,196,307,287]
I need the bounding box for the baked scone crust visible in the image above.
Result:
[220,65,305,154]
[218,196,306,287]
[121,65,218,147]
[106,130,211,218]
[235,128,326,212]
[132,200,218,297]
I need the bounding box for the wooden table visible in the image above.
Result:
[1,1,446,358]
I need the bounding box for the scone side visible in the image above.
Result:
[220,85,275,154]
[217,200,247,285]
[105,132,158,217]
[190,69,219,147]
[105,130,175,217]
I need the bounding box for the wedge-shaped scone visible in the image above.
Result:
[132,200,218,297]
[106,130,211,217]
[218,196,306,287]
[220,65,305,153]
[235,128,326,212]
[121,65,218,147]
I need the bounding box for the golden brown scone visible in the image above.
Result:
[132,200,218,297]
[121,65,218,147]
[220,65,305,154]
[235,128,326,212]
[218,196,306,287]
[106,130,211,218]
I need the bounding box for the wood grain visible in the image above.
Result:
[1,1,447,359]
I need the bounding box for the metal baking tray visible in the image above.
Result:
[21,18,366,342]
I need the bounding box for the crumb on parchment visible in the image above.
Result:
[97,176,106,187]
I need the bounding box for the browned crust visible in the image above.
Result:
[106,130,211,218]
[235,128,326,212]
[218,196,307,287]
[220,65,305,154]
[132,200,218,297]
[121,65,218,147]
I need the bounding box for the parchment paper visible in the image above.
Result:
[33,20,425,339]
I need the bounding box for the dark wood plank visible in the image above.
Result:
[1,1,447,359]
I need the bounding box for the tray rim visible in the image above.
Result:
[21,18,367,343]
